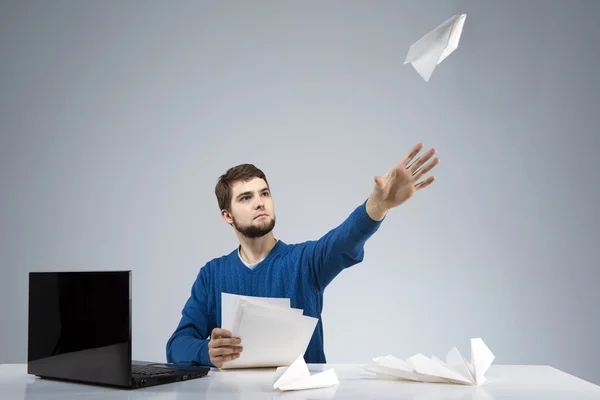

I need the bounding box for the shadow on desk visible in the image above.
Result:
[199,365,494,400]
[351,375,496,400]
[23,375,211,399]
[22,369,333,400]
[188,367,340,400]
[22,366,497,400]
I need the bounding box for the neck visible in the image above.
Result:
[237,232,277,264]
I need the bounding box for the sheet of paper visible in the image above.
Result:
[220,300,318,369]
[221,292,290,331]
[367,338,494,386]
[404,13,467,82]
[273,354,339,391]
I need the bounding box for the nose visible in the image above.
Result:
[254,195,265,209]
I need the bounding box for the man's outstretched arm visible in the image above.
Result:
[308,142,440,290]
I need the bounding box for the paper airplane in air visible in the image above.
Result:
[404,14,467,82]
[366,338,495,385]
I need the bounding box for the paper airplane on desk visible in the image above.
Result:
[404,13,467,82]
[366,338,494,385]
[219,293,318,369]
[273,354,339,391]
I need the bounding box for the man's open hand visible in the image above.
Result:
[367,143,440,219]
[208,328,243,368]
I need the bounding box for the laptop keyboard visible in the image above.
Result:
[132,365,179,376]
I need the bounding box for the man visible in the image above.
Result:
[166,142,439,368]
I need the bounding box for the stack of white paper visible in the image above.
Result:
[273,354,339,391]
[219,293,318,369]
[404,13,467,82]
[365,338,495,385]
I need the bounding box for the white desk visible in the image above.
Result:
[2,363,599,399]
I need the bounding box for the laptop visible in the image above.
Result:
[27,270,210,389]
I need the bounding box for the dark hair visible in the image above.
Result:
[215,164,269,211]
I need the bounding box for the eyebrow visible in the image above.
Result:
[236,187,270,200]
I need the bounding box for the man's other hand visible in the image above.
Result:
[208,328,243,368]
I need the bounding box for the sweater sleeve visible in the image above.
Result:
[307,200,383,291]
[166,265,215,367]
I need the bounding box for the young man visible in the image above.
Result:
[166,142,439,368]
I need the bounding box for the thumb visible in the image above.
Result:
[374,176,384,188]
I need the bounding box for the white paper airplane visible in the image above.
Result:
[273,354,339,391]
[404,13,467,82]
[366,338,494,385]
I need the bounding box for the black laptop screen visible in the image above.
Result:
[27,271,132,387]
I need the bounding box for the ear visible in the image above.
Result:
[221,209,233,224]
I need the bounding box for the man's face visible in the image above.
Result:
[225,177,275,239]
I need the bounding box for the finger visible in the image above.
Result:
[374,175,385,189]
[415,176,435,191]
[381,164,395,180]
[212,351,242,365]
[408,149,436,174]
[211,328,232,340]
[214,352,241,366]
[375,168,397,188]
[402,143,424,166]
[413,157,440,181]
[406,156,421,172]
[210,337,241,348]
[210,346,243,357]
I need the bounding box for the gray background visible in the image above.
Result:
[1,0,599,386]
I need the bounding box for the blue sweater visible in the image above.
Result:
[166,200,383,366]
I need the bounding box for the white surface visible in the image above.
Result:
[2,363,600,399]
[273,355,339,391]
[404,13,467,82]
[220,293,318,369]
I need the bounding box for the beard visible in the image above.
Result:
[232,215,276,239]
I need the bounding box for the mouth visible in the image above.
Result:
[254,214,268,220]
